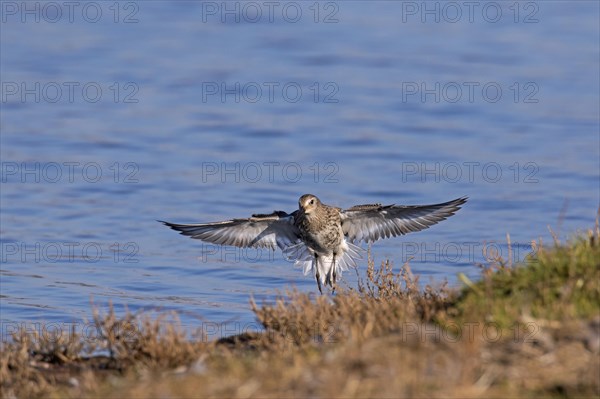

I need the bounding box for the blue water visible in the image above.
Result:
[1,2,599,338]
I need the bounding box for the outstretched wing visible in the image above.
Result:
[340,197,467,243]
[160,210,301,250]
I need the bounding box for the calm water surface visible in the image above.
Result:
[1,2,598,337]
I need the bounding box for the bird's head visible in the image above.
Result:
[299,194,320,214]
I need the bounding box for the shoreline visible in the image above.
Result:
[2,226,599,398]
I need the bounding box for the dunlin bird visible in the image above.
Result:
[161,195,467,293]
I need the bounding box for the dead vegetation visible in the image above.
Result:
[249,258,451,348]
[2,226,599,398]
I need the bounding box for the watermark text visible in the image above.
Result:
[201,82,339,104]
[201,162,339,184]
[1,82,139,104]
[1,242,139,264]
[1,162,140,184]
[1,1,139,23]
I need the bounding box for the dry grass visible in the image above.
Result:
[2,227,599,398]
[0,304,206,398]
[91,304,206,369]
[249,257,451,348]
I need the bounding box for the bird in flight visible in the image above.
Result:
[161,194,467,293]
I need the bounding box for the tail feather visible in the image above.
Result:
[284,242,315,276]
[285,240,364,285]
[336,241,364,274]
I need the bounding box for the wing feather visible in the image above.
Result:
[341,197,467,243]
[160,210,301,250]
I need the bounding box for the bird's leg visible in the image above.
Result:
[325,254,337,292]
[314,254,322,294]
[332,252,338,285]
[325,264,332,287]
[331,253,337,294]
[325,253,336,288]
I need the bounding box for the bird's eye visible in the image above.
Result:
[309,199,314,205]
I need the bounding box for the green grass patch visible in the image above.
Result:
[452,230,600,329]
